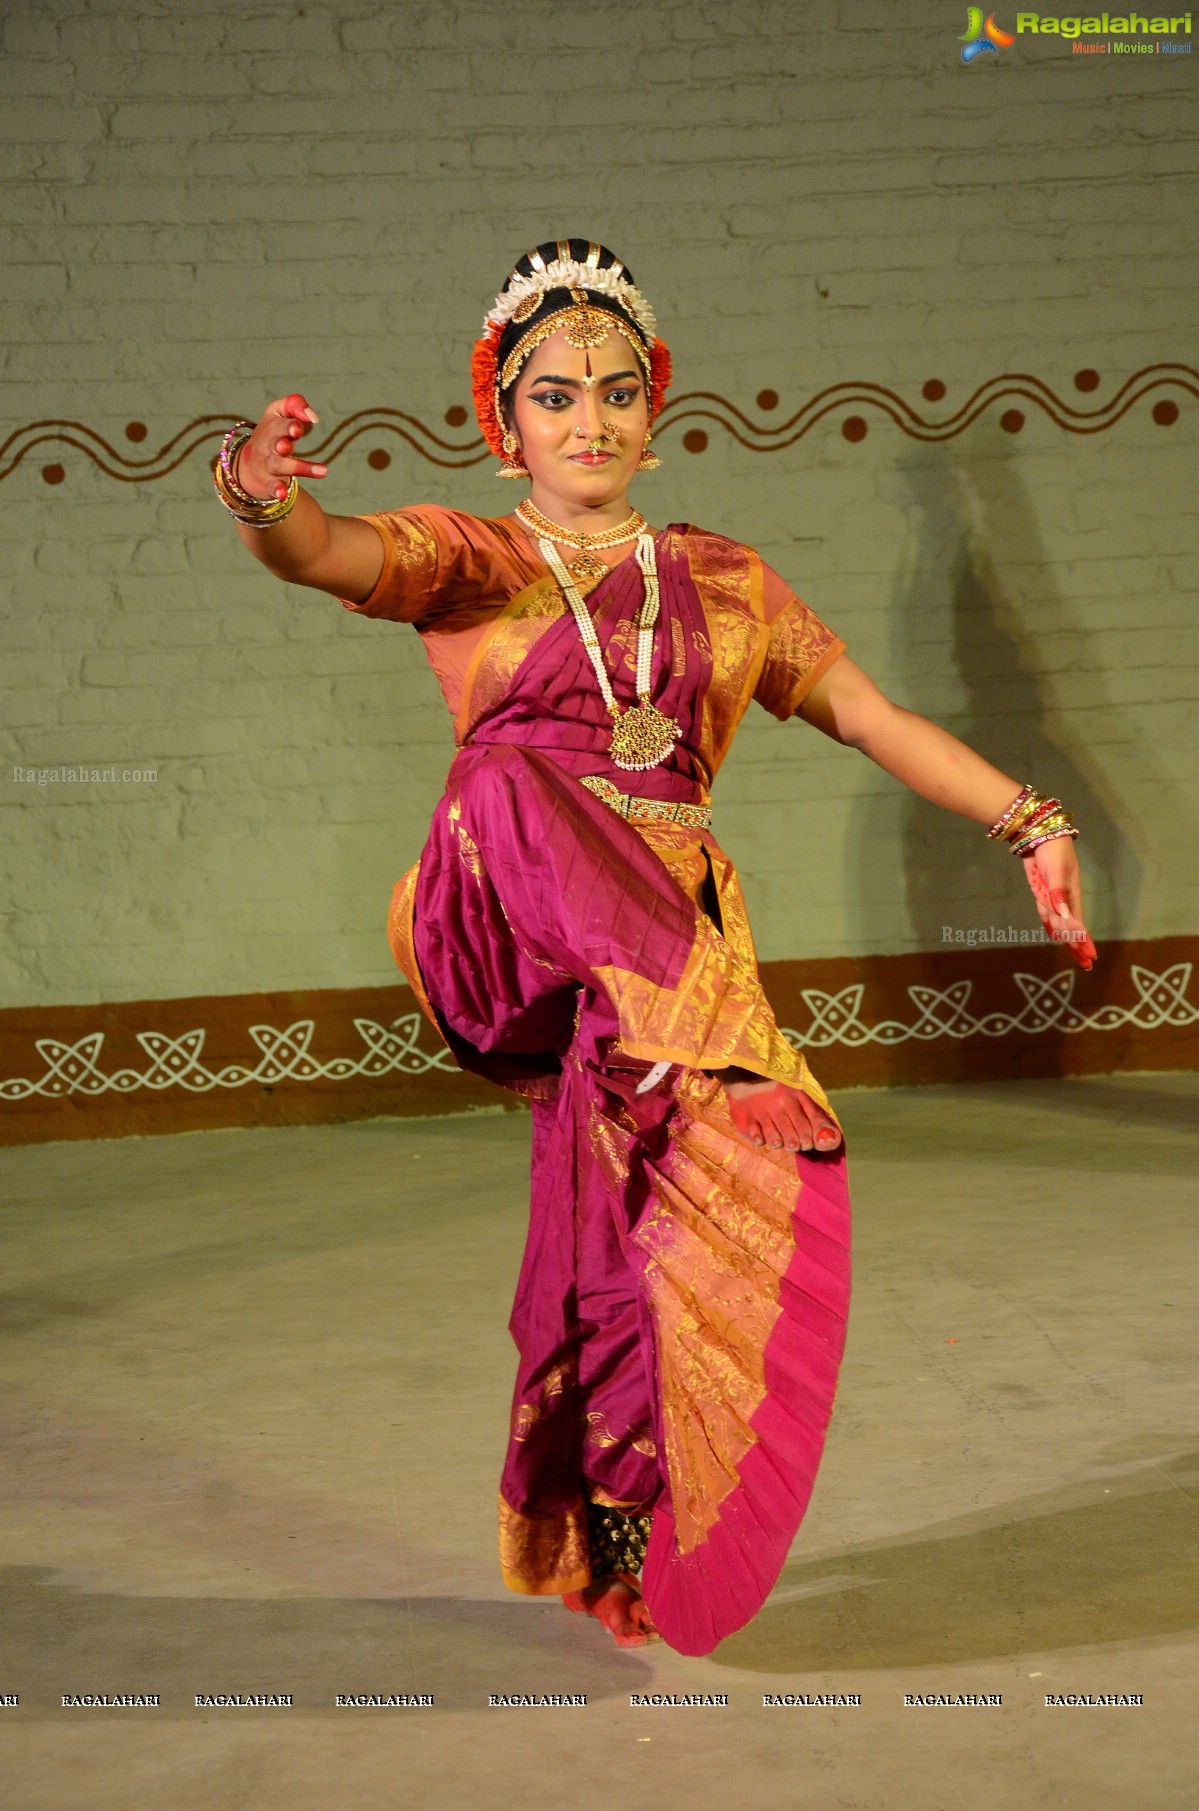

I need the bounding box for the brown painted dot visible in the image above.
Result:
[1152,399,1179,427]
[756,388,779,412]
[841,416,867,443]
[124,420,148,442]
[922,379,946,402]
[1073,368,1100,393]
[444,405,468,427]
[682,428,708,454]
[367,448,391,471]
[42,463,65,484]
[1000,409,1025,434]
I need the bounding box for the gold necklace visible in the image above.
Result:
[537,532,679,772]
[516,497,645,559]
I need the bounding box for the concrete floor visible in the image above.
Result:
[0,1072,1196,1811]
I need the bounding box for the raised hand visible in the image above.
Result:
[1024,837,1097,970]
[234,393,328,502]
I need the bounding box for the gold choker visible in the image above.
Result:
[516,498,645,552]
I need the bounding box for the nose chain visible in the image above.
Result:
[574,420,622,452]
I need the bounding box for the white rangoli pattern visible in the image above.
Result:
[785,962,1197,1049]
[0,965,1193,1104]
[0,1014,456,1101]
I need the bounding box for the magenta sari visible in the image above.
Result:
[387,527,851,1656]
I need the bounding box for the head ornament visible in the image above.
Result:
[470,240,672,459]
[482,257,657,338]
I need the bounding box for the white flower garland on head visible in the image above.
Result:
[483,259,658,336]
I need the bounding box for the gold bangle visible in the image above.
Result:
[987,784,1079,856]
[985,784,1036,840]
[1010,816,1076,857]
[1011,826,1079,858]
[213,419,300,527]
[219,422,286,509]
[214,455,298,527]
[996,793,1072,848]
[1001,796,1058,840]
[1010,810,1074,850]
[1002,799,1065,845]
[219,423,260,504]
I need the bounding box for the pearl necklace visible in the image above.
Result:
[537,533,680,773]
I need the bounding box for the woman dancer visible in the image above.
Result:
[218,239,1095,1655]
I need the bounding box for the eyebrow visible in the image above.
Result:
[529,370,641,387]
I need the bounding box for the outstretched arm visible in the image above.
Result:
[223,393,385,603]
[798,654,1096,968]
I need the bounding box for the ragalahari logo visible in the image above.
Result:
[960,8,1017,57]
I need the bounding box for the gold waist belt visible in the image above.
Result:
[580,773,712,830]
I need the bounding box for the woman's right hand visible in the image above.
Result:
[235,393,329,502]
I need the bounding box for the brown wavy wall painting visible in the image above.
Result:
[1,365,1192,484]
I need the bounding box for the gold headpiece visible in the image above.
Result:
[498,290,651,393]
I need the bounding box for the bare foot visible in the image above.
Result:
[563,1573,661,1647]
[719,1068,842,1153]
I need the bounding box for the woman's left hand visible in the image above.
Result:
[1023,838,1097,970]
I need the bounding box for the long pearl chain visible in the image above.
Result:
[537,533,680,772]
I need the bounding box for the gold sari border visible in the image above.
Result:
[453,562,605,745]
[592,927,814,1094]
[783,634,848,716]
[387,860,443,1037]
[498,1492,593,1597]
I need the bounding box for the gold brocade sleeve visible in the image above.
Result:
[337,505,539,629]
[753,566,846,721]
[338,507,442,623]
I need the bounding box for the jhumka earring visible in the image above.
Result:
[497,429,530,479]
[636,429,662,472]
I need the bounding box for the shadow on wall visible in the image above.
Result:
[847,428,1195,1070]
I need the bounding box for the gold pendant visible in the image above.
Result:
[569,549,607,583]
[609,703,679,772]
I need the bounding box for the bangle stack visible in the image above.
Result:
[986,783,1079,857]
[213,420,299,528]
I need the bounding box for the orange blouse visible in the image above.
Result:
[340,504,845,728]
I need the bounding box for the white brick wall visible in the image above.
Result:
[1,0,1195,1004]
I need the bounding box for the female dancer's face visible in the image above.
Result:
[510,328,650,512]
